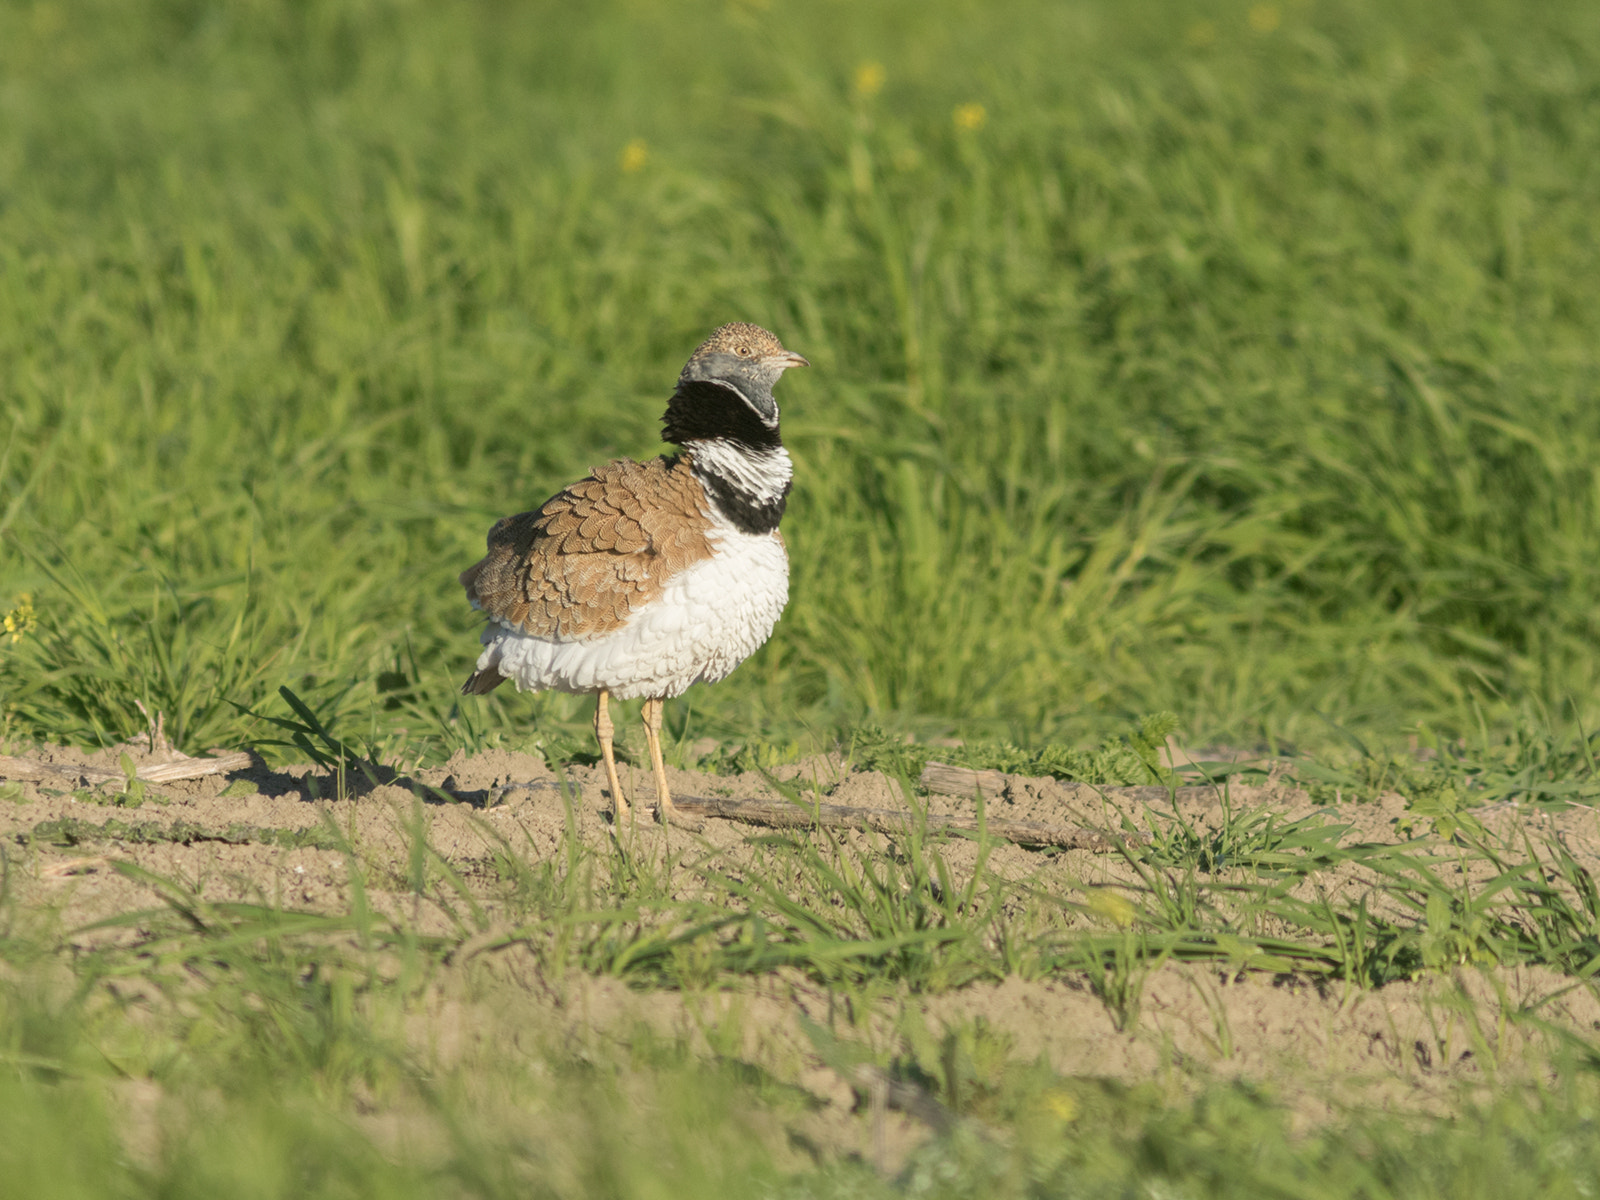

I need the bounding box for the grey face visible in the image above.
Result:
[679,349,809,424]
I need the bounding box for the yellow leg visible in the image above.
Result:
[595,688,628,820]
[641,696,674,823]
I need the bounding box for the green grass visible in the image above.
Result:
[4,0,1600,759]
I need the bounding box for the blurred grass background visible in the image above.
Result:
[3,0,1600,760]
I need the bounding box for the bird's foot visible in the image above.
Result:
[650,803,704,833]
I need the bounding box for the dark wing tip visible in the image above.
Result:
[460,669,506,695]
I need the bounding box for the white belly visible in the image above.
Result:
[474,525,789,700]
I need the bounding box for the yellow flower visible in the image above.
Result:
[619,139,649,174]
[952,102,987,131]
[2,594,36,644]
[1042,1089,1079,1122]
[1083,888,1137,928]
[1248,4,1281,32]
[853,61,886,99]
[1186,19,1217,46]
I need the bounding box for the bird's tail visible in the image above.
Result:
[460,669,506,695]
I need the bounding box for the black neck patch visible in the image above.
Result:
[662,379,782,451]
[698,469,791,535]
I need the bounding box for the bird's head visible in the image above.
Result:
[675,322,808,427]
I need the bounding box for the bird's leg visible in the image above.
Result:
[641,696,675,823]
[595,688,628,821]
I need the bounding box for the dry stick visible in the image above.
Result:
[0,752,253,787]
[658,759,1234,849]
[918,762,1012,799]
[133,753,253,783]
[918,760,1222,808]
[654,794,1133,851]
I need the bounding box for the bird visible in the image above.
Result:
[458,322,808,823]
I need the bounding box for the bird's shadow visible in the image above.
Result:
[227,755,568,811]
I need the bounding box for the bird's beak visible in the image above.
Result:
[778,351,810,369]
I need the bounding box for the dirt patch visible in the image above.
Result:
[6,741,1600,1168]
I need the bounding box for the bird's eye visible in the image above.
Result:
[736,346,751,356]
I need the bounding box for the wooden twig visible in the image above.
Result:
[919,761,1220,807]
[133,752,252,783]
[918,762,1010,797]
[0,755,132,785]
[0,752,252,787]
[656,794,1133,851]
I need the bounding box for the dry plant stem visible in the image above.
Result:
[641,696,675,822]
[136,753,253,783]
[654,794,1133,851]
[594,688,627,820]
[918,762,1014,797]
[919,761,1226,807]
[0,752,252,786]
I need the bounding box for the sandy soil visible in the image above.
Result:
[7,739,1600,1168]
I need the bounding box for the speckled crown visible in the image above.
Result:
[688,322,789,361]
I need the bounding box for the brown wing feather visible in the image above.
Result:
[460,457,716,645]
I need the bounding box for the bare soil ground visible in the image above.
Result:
[7,740,1600,1169]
